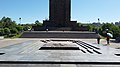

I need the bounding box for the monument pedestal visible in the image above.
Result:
[43,20,77,27]
[32,20,79,31]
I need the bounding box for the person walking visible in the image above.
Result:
[106,35,110,45]
[97,37,100,44]
[105,29,113,45]
[106,29,109,45]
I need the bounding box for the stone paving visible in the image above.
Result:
[80,39,120,49]
[0,38,30,48]
[0,38,120,67]
[1,64,120,67]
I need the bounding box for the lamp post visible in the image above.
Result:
[98,18,100,23]
[19,18,21,25]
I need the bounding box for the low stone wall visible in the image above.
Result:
[21,31,99,39]
[32,26,89,31]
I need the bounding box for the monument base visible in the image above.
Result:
[33,26,89,31]
[43,20,77,27]
[32,21,89,31]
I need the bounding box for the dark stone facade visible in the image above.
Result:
[43,0,77,27]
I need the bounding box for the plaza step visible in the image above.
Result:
[74,41,102,54]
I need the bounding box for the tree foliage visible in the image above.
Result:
[99,23,120,38]
[0,29,4,36]
[23,25,31,31]
[4,28,10,35]
[80,23,120,38]
[16,26,23,32]
[1,17,17,28]
[10,28,18,34]
[0,17,20,37]
[34,20,43,26]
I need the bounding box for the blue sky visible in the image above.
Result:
[0,0,120,24]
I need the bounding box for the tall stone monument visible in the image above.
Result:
[43,0,77,27]
[22,0,98,38]
[33,0,89,31]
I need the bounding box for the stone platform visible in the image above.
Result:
[0,40,120,63]
[0,39,120,66]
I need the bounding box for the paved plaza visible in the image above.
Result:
[0,38,120,67]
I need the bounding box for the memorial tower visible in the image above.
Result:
[43,0,77,27]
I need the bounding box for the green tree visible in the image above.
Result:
[0,17,6,22]
[88,24,97,32]
[80,24,97,32]
[0,16,24,37]
[110,26,120,38]
[4,28,10,35]
[10,28,18,34]
[3,17,12,28]
[35,20,42,26]
[101,23,113,30]
[23,26,30,31]
[100,23,120,38]
[9,21,17,28]
[0,17,17,28]
[119,26,120,29]
[0,29,4,36]
[0,17,5,27]
[16,26,23,32]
